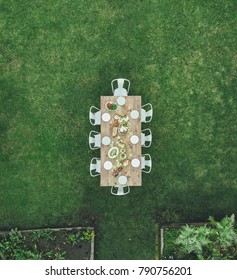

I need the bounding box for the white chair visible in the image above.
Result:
[141,103,153,123]
[89,106,101,126]
[111,186,130,196]
[141,128,152,148]
[89,131,101,150]
[141,154,152,173]
[90,158,101,177]
[111,78,130,96]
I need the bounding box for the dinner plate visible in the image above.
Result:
[131,158,140,168]
[130,110,139,119]
[130,135,139,144]
[104,161,113,170]
[102,136,111,145]
[118,175,128,185]
[102,113,111,122]
[117,96,126,106]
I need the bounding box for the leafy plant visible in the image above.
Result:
[31,229,55,242]
[66,233,80,246]
[0,229,25,259]
[80,229,94,241]
[44,250,65,260]
[9,228,23,245]
[13,248,42,260]
[175,225,211,259]
[174,215,237,260]
[54,251,66,260]
[44,250,54,259]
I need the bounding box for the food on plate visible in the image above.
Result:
[123,115,129,122]
[105,102,117,111]
[118,117,130,135]
[123,160,129,167]
[108,147,119,158]
[112,118,119,137]
[115,160,122,167]
[118,166,123,172]
[113,169,119,177]
[113,119,119,127]
[110,148,117,157]
[112,127,117,137]
[120,152,127,160]
[112,166,123,177]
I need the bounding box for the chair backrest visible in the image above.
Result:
[111,78,130,96]
[141,128,152,147]
[89,106,101,126]
[111,186,130,196]
[90,158,101,177]
[141,103,153,123]
[89,131,101,150]
[141,154,152,173]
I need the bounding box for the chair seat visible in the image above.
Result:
[117,187,125,195]
[141,128,152,148]
[94,134,101,147]
[96,160,101,173]
[114,88,128,96]
[141,103,153,123]
[90,158,101,177]
[89,131,101,150]
[111,185,130,196]
[141,109,146,122]
[141,154,152,173]
[89,106,101,126]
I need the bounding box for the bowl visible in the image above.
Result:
[105,102,117,111]
[108,147,119,159]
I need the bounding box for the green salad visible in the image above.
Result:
[106,102,117,111]
[110,149,117,157]
[109,147,118,158]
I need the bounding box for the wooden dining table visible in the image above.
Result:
[100,96,142,186]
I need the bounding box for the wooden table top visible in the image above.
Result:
[100,96,142,186]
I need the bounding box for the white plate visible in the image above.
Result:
[130,135,139,144]
[130,110,139,119]
[117,96,126,106]
[102,113,111,122]
[118,175,127,185]
[131,158,140,168]
[102,136,111,145]
[104,161,113,170]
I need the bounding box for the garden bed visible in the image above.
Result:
[160,222,207,260]
[0,227,95,260]
[160,215,237,260]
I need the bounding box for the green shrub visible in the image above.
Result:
[175,215,237,260]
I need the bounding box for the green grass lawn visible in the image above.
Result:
[0,0,237,259]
